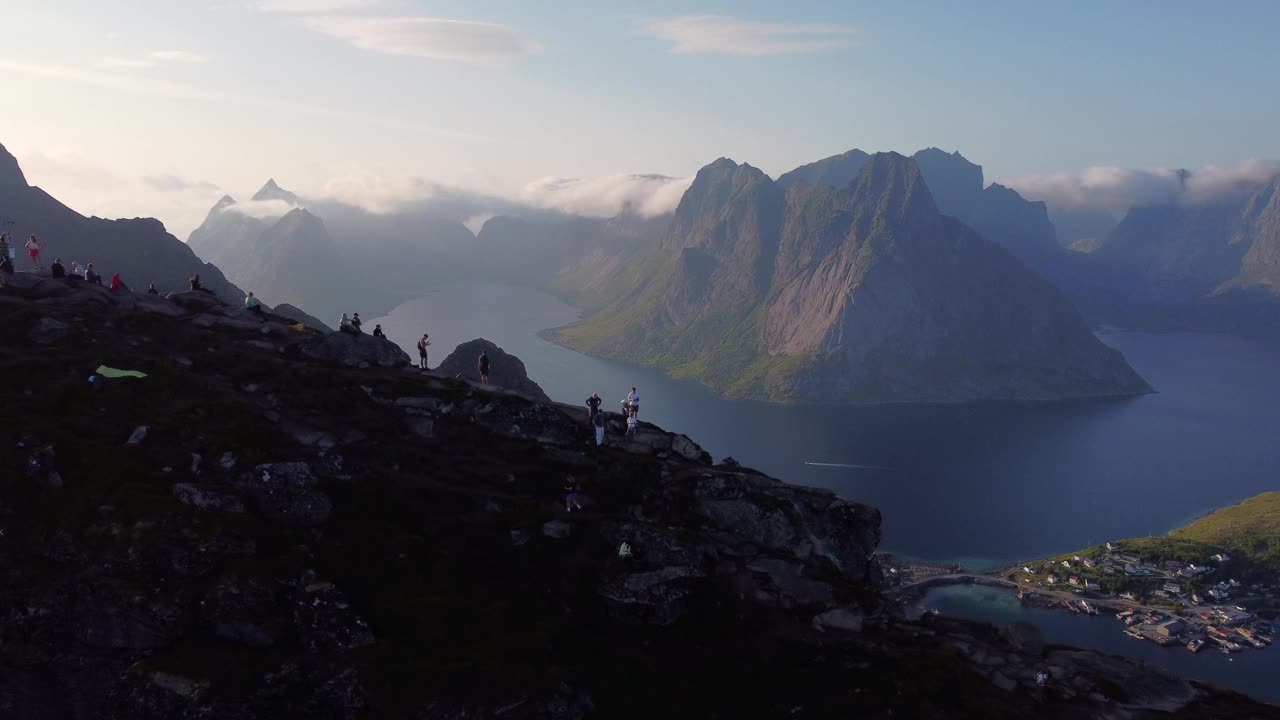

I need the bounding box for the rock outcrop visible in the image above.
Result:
[0,280,1269,719]
[301,329,411,369]
[437,338,551,401]
[271,302,334,332]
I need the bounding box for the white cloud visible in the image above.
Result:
[303,16,534,61]
[1007,158,1280,215]
[519,174,693,218]
[320,174,439,213]
[254,0,382,11]
[224,198,300,219]
[642,15,855,56]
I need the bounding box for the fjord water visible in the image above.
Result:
[374,283,1280,567]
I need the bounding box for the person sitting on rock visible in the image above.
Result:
[372,324,385,339]
[50,258,66,279]
[147,282,159,295]
[478,350,491,384]
[84,263,102,285]
[71,260,85,278]
[416,333,431,370]
[108,272,128,291]
[189,273,210,292]
[245,292,263,315]
[339,313,352,332]
[563,476,582,513]
[350,313,363,332]
[585,392,602,424]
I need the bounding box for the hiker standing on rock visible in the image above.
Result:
[24,235,42,269]
[416,334,431,370]
[0,233,10,261]
[564,476,582,513]
[626,414,638,437]
[190,273,202,291]
[593,410,606,446]
[585,392,602,424]
[478,350,491,384]
[625,387,639,419]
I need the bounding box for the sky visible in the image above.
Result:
[2,0,1278,238]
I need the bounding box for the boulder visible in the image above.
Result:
[436,338,551,402]
[812,606,865,633]
[301,331,411,369]
[173,483,246,513]
[236,462,332,526]
[598,566,703,625]
[542,520,572,539]
[271,302,334,332]
[166,289,224,312]
[27,316,72,344]
[293,582,375,653]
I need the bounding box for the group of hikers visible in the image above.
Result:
[1,232,163,292]
[584,387,640,446]
[337,312,390,341]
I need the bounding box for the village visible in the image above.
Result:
[1001,542,1277,656]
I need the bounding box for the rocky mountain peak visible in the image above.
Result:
[0,141,28,187]
[776,148,871,190]
[251,178,301,205]
[851,151,939,221]
[911,148,984,217]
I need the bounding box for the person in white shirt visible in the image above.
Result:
[626,415,638,437]
[625,387,639,419]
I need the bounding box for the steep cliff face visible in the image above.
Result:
[0,142,241,301]
[0,279,1266,718]
[557,153,1149,403]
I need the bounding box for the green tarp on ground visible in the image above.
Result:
[96,365,148,379]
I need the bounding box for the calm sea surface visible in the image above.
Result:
[373,283,1280,567]
[374,282,1280,702]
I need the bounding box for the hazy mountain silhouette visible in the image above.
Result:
[0,141,241,299]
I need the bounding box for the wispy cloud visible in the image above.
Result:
[1007,158,1280,215]
[96,50,209,70]
[520,174,693,218]
[641,15,856,56]
[0,59,485,141]
[146,50,209,64]
[302,16,533,61]
[254,0,382,12]
[143,174,221,193]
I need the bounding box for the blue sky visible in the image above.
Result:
[2,0,1277,236]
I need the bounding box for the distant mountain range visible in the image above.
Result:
[552,153,1150,404]
[0,143,241,300]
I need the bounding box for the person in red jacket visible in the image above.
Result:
[108,272,128,291]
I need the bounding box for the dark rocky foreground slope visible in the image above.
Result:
[0,275,1273,719]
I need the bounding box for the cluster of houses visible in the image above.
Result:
[1020,545,1254,606]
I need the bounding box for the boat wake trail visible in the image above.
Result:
[804,462,897,472]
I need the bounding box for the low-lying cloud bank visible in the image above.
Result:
[1007,158,1280,215]
[518,174,693,218]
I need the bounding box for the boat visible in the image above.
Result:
[1125,616,1142,626]
[1116,609,1135,619]
[1187,638,1205,653]
[1079,601,1098,615]
[1255,633,1273,645]
[1126,627,1146,640]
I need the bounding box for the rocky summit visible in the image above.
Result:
[0,274,1273,719]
